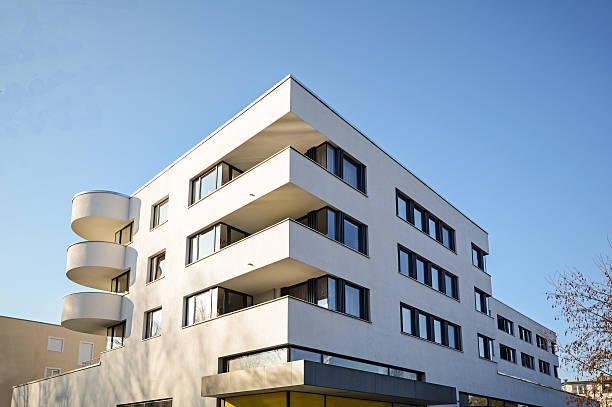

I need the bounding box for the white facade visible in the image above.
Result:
[12,76,570,407]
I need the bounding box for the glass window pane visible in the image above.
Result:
[343,218,360,251]
[445,274,454,297]
[190,236,198,263]
[434,319,442,344]
[327,278,336,311]
[287,282,309,301]
[472,248,479,267]
[227,348,288,371]
[344,284,361,318]
[342,157,358,188]
[225,290,247,313]
[414,208,423,231]
[428,218,437,239]
[397,196,407,220]
[218,163,230,186]
[323,354,388,375]
[418,313,428,339]
[150,310,162,337]
[326,145,336,173]
[186,296,195,326]
[442,226,451,248]
[326,210,336,240]
[194,290,211,323]
[230,228,246,245]
[448,325,457,349]
[431,266,440,291]
[316,277,328,308]
[117,272,128,293]
[290,348,321,363]
[157,200,168,224]
[389,368,418,381]
[216,224,227,250]
[121,225,131,244]
[200,168,218,197]
[316,208,328,236]
[401,307,412,335]
[198,228,216,259]
[399,249,410,276]
[475,291,482,312]
[155,254,165,279]
[192,178,200,203]
[113,323,124,348]
[416,258,425,284]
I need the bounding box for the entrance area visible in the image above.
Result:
[225,392,395,407]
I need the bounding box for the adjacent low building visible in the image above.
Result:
[0,316,106,407]
[564,378,612,407]
[12,76,573,406]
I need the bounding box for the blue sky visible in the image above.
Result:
[1,1,610,380]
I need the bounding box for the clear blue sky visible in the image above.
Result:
[1,1,610,380]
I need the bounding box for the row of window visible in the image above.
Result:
[474,288,491,315]
[297,207,368,255]
[396,190,456,251]
[459,392,538,407]
[398,245,458,299]
[46,337,95,367]
[497,314,556,354]
[400,304,461,350]
[306,142,367,193]
[478,335,558,377]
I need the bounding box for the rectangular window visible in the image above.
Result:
[500,344,517,363]
[111,270,129,293]
[77,341,94,365]
[190,162,242,204]
[188,223,249,263]
[44,367,61,377]
[497,315,514,335]
[478,334,494,360]
[144,308,162,339]
[308,142,366,193]
[282,276,368,320]
[184,287,252,326]
[519,326,533,343]
[401,304,461,350]
[106,321,125,350]
[152,197,169,228]
[521,352,535,369]
[397,245,459,300]
[551,341,556,355]
[118,399,172,407]
[474,288,491,315]
[554,366,559,378]
[298,207,367,255]
[536,335,548,351]
[472,244,487,271]
[148,252,166,282]
[47,337,64,352]
[114,222,133,245]
[396,190,455,250]
[539,360,551,375]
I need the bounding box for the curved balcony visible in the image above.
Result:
[61,292,123,335]
[66,241,127,291]
[71,191,130,241]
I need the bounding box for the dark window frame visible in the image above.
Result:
[298,207,368,255]
[187,222,249,264]
[144,308,162,339]
[184,286,253,326]
[395,189,456,251]
[117,398,172,407]
[536,334,548,351]
[397,244,459,300]
[189,161,243,205]
[497,315,514,335]
[306,142,367,193]
[519,326,533,343]
[521,352,535,369]
[400,303,462,351]
[148,251,166,283]
[477,334,494,360]
[474,288,491,315]
[539,359,551,375]
[106,321,126,350]
[110,270,130,293]
[471,243,487,271]
[114,222,133,245]
[499,343,517,363]
[151,197,169,229]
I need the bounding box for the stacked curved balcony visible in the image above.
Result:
[61,191,131,335]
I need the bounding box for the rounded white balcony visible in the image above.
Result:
[66,241,127,291]
[71,191,130,241]
[61,292,123,335]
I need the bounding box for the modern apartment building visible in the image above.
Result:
[12,76,571,407]
[563,378,612,407]
[0,316,106,407]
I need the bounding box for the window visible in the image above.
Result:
[536,335,548,350]
[400,305,462,350]
[114,222,133,245]
[551,341,556,355]
[519,326,532,343]
[539,360,551,375]
[188,223,248,263]
[472,244,487,271]
[478,334,494,360]
[521,352,535,369]
[554,365,559,378]
[185,287,253,326]
[118,399,172,407]
[395,190,455,250]
[106,321,125,350]
[78,341,94,365]
[47,337,64,352]
[497,315,514,335]
[190,162,242,204]
[44,367,61,377]
[144,308,162,339]
[281,276,369,320]
[298,207,368,255]
[500,344,517,363]
[307,142,366,193]
[225,346,422,381]
[111,270,129,293]
[152,197,168,228]
[474,288,491,315]
[148,252,166,282]
[397,245,459,299]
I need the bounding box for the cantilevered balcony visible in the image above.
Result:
[66,241,127,291]
[71,191,130,241]
[61,292,124,335]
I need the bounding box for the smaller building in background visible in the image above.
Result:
[0,315,106,407]
[564,378,612,407]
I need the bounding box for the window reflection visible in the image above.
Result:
[188,223,249,263]
[191,162,243,204]
[185,287,252,326]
